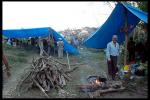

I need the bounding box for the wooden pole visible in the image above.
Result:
[124,7,128,65]
[49,28,55,56]
[48,28,51,56]
[66,51,71,69]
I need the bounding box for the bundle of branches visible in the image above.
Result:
[16,56,78,98]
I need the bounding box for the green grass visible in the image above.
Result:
[16,53,27,57]
[7,55,28,65]
[17,57,28,63]
[7,55,18,65]
[3,44,34,65]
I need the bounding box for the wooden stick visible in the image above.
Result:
[63,73,71,81]
[88,92,93,98]
[66,51,71,69]
[36,74,42,84]
[33,79,49,98]
[61,75,66,86]
[53,57,85,66]
[45,70,54,87]
[40,64,48,71]
[98,87,125,94]
[53,58,67,66]
[43,49,49,57]
[69,63,86,66]
[65,67,78,73]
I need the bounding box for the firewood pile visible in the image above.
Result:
[16,56,78,98]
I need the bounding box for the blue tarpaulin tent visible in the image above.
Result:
[84,2,148,49]
[3,27,79,55]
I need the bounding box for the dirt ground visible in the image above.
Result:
[2,45,148,98]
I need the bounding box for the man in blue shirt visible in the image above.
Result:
[106,35,119,80]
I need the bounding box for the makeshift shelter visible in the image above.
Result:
[84,2,148,49]
[3,27,79,55]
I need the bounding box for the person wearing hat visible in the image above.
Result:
[57,38,64,58]
[106,35,120,80]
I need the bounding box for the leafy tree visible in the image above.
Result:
[126,1,148,12]
[126,1,148,42]
[137,1,148,12]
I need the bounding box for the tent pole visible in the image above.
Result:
[48,28,55,57]
[51,29,55,57]
[124,7,128,65]
[66,51,71,69]
[49,28,51,56]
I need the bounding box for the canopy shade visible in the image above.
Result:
[84,2,148,49]
[3,27,79,55]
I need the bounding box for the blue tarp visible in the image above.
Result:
[84,2,148,49]
[122,3,148,23]
[3,27,50,38]
[3,27,79,55]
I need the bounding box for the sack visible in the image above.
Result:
[123,65,130,72]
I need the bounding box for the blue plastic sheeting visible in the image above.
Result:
[84,2,148,49]
[3,27,79,55]
[50,28,79,55]
[3,27,50,38]
[122,3,148,23]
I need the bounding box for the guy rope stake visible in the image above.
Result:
[66,51,71,69]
